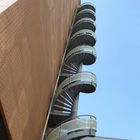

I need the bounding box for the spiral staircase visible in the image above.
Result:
[46,3,97,140]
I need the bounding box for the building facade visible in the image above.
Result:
[0,0,80,140]
[0,1,127,140]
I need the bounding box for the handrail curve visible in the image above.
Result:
[46,115,96,140]
[65,45,96,65]
[56,72,96,97]
[77,2,96,13]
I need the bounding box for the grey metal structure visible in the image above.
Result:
[47,115,96,140]
[46,3,97,140]
[68,29,96,50]
[72,18,96,34]
[75,7,96,23]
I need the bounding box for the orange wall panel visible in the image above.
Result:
[0,0,80,140]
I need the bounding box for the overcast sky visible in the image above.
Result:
[78,0,140,139]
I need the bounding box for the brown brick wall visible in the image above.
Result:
[0,0,80,139]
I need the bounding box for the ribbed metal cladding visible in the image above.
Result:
[46,3,97,140]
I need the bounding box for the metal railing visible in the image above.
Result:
[77,2,96,13]
[80,2,95,6]
[74,17,95,26]
[75,8,96,23]
[46,115,96,140]
[77,9,95,15]
[56,72,96,96]
[72,17,96,33]
[70,29,96,41]
[65,45,96,62]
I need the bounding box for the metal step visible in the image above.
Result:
[59,94,74,106]
[65,45,96,66]
[75,9,96,23]
[56,99,72,107]
[68,29,96,52]
[51,110,71,116]
[47,115,97,140]
[77,3,96,13]
[72,18,96,35]
[60,63,79,79]
[53,105,72,112]
[55,100,72,109]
